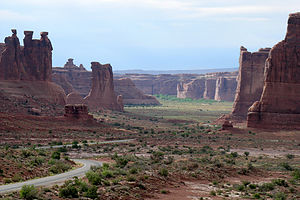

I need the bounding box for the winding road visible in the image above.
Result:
[0,159,102,193]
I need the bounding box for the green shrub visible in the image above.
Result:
[129,167,138,174]
[49,161,71,174]
[84,185,98,199]
[259,182,275,192]
[59,184,78,198]
[280,162,293,171]
[292,169,300,180]
[115,156,129,168]
[272,179,288,187]
[274,192,286,200]
[20,185,37,200]
[51,151,61,160]
[101,169,114,178]
[159,168,168,177]
[86,170,102,185]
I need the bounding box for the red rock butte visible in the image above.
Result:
[84,62,123,112]
[247,12,300,129]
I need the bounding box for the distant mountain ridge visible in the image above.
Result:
[114,68,238,75]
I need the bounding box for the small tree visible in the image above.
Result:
[20,185,37,200]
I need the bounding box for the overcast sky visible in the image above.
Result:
[0,0,299,70]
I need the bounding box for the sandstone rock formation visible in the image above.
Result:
[247,13,300,129]
[52,59,91,97]
[66,91,84,104]
[64,104,94,121]
[203,79,217,100]
[214,77,237,101]
[177,79,205,99]
[231,47,270,119]
[23,31,53,81]
[0,30,66,115]
[114,78,160,105]
[84,62,123,111]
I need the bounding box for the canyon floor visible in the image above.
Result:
[0,96,299,199]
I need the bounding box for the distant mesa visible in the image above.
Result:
[176,72,237,101]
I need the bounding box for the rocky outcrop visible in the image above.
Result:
[0,30,66,115]
[230,47,270,119]
[247,13,300,129]
[23,31,53,81]
[177,79,205,99]
[84,62,123,112]
[214,77,237,101]
[114,78,160,105]
[64,104,94,121]
[0,30,53,81]
[66,92,84,104]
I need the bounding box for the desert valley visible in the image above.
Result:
[0,4,300,200]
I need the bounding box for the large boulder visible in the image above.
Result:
[247,12,300,129]
[84,62,123,111]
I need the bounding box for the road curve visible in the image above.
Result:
[0,159,102,194]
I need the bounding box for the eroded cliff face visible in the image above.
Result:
[231,46,270,119]
[84,62,123,112]
[214,77,237,102]
[114,78,160,105]
[0,30,66,115]
[114,74,199,96]
[247,12,300,129]
[203,79,217,100]
[177,79,206,99]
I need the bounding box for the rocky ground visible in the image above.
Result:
[0,96,300,199]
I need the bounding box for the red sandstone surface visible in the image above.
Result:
[247,12,300,129]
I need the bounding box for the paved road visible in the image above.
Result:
[35,139,135,149]
[0,159,102,193]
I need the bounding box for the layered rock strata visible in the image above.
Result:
[247,13,300,129]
